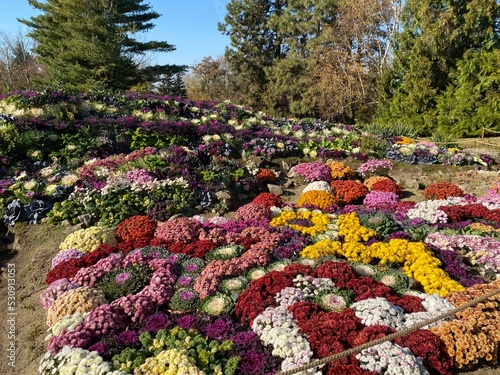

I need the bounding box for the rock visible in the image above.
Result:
[281,160,291,172]
[402,179,420,190]
[244,156,264,171]
[168,214,183,221]
[283,179,295,189]
[215,190,232,201]
[267,184,283,196]
[78,214,92,226]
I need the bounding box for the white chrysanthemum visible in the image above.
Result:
[351,298,405,330]
[357,341,429,375]
[303,181,332,194]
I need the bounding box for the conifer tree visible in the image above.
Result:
[20,0,184,91]
[376,0,500,136]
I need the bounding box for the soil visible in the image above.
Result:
[1,158,500,375]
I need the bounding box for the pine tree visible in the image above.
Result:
[376,0,500,136]
[219,0,285,108]
[19,0,184,91]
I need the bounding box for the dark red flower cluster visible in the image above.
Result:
[45,244,118,285]
[353,325,395,346]
[330,180,369,205]
[235,264,316,325]
[116,238,150,254]
[288,301,322,326]
[298,309,364,370]
[255,168,277,183]
[345,276,393,301]
[115,215,157,242]
[252,192,283,208]
[168,239,218,259]
[439,204,500,224]
[395,330,454,375]
[423,182,464,200]
[385,294,425,313]
[315,260,357,289]
[370,179,404,198]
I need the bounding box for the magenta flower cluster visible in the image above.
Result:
[357,159,394,177]
[292,162,332,182]
[363,191,400,208]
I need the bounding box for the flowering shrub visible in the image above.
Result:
[255,168,278,183]
[46,286,107,327]
[330,180,369,205]
[292,161,332,182]
[431,278,500,368]
[423,182,465,200]
[328,161,355,180]
[370,179,404,198]
[270,209,335,237]
[234,202,271,221]
[297,190,337,210]
[363,191,400,209]
[59,226,117,253]
[115,215,157,242]
[252,192,283,208]
[302,181,332,193]
[154,217,201,243]
[356,159,393,178]
[363,175,392,190]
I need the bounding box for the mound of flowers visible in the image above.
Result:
[39,188,500,374]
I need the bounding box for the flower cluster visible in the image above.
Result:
[252,192,283,208]
[58,226,117,253]
[363,175,392,190]
[234,202,272,220]
[46,286,107,327]
[328,161,355,180]
[270,209,335,237]
[115,215,157,242]
[363,191,400,209]
[297,190,337,210]
[39,346,126,375]
[423,182,465,200]
[330,180,369,205]
[431,278,500,368]
[292,162,332,182]
[154,217,201,243]
[370,179,404,198]
[255,168,278,183]
[356,159,393,178]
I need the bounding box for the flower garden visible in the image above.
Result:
[1,91,500,374]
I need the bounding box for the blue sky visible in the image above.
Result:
[0,0,231,67]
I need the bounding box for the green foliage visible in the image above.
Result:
[430,130,458,148]
[0,121,20,156]
[111,347,149,373]
[436,48,500,136]
[126,128,189,151]
[376,0,500,136]
[20,0,184,91]
[361,121,419,139]
[359,212,401,240]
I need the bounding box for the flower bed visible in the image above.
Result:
[2,91,500,374]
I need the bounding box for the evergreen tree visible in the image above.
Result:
[19,0,184,91]
[156,71,188,97]
[219,0,285,108]
[376,0,500,136]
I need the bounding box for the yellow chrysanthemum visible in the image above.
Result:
[270,209,334,237]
